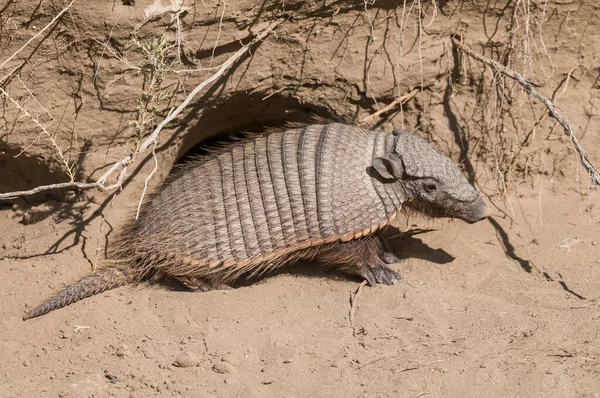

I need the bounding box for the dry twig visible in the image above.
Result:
[349,280,367,337]
[395,359,443,373]
[452,38,600,186]
[136,140,159,219]
[358,88,420,125]
[0,19,283,201]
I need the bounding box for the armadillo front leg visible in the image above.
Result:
[381,251,402,265]
[313,235,402,286]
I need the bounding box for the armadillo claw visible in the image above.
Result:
[363,266,402,287]
[363,270,377,287]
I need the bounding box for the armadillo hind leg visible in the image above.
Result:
[23,266,135,321]
[173,275,233,292]
[313,235,402,287]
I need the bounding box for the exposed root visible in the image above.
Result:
[452,38,600,186]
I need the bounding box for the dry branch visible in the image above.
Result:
[452,37,600,186]
[0,19,283,201]
[358,88,419,125]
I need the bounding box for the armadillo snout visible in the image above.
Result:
[460,196,488,224]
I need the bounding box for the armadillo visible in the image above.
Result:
[23,123,487,320]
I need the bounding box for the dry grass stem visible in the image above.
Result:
[136,141,159,220]
[210,0,227,66]
[395,359,443,373]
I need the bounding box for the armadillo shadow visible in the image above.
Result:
[252,233,453,286]
[381,231,455,264]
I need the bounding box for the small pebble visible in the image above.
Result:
[212,360,237,374]
[173,351,200,368]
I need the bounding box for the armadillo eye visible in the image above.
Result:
[424,182,437,193]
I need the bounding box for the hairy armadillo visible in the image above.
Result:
[23,123,487,320]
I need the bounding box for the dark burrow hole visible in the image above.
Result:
[175,93,336,164]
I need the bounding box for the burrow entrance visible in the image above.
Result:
[175,93,335,164]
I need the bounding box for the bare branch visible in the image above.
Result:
[0,19,284,201]
[358,88,420,125]
[452,37,600,186]
[0,181,103,199]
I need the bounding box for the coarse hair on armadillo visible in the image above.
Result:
[23,122,487,320]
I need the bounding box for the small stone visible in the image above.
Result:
[212,360,237,374]
[173,351,200,368]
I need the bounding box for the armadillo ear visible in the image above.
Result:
[372,157,401,181]
[392,129,407,136]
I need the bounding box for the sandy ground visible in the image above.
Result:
[1,183,599,397]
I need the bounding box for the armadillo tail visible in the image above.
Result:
[23,266,135,321]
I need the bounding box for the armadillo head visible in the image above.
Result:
[371,129,488,223]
